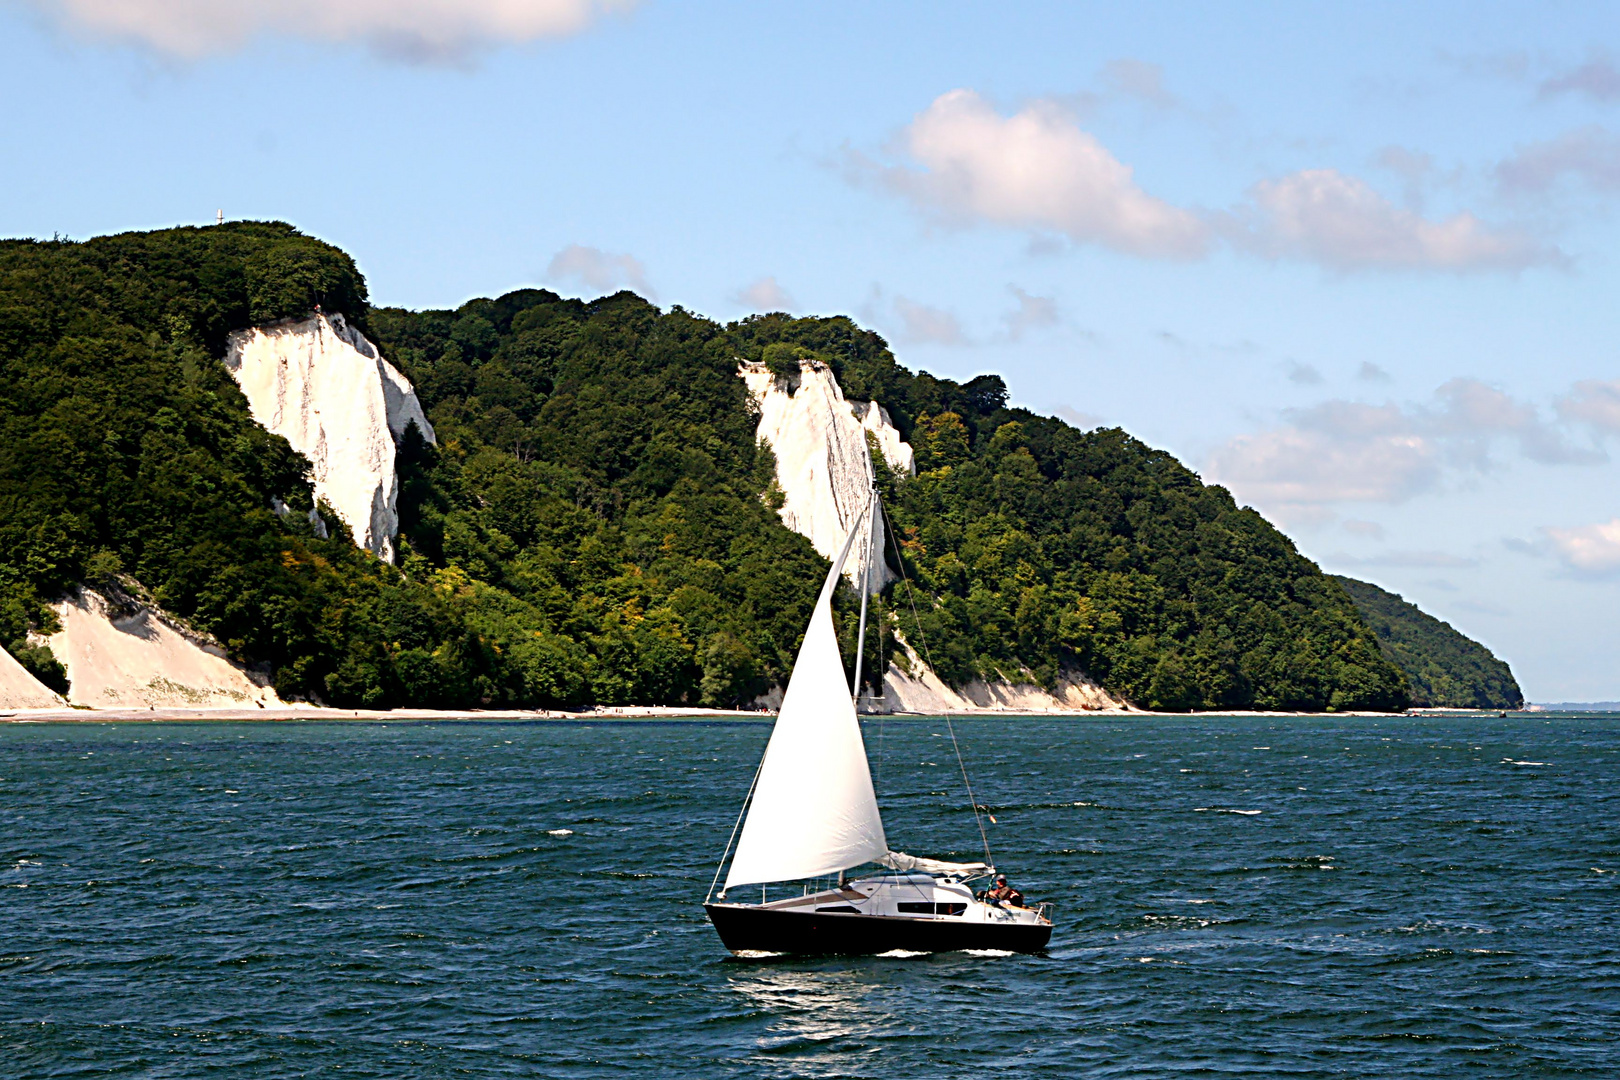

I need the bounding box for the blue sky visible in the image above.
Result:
[5,1,1620,699]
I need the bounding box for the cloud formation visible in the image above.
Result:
[734,276,793,311]
[1002,286,1058,340]
[1496,126,1620,194]
[892,296,967,346]
[1286,360,1324,386]
[1208,378,1600,516]
[27,0,627,61]
[877,89,1209,257]
[1427,377,1598,467]
[864,89,1546,272]
[1209,400,1438,507]
[1233,169,1553,271]
[1101,58,1175,106]
[546,244,650,295]
[1054,405,1105,430]
[1541,519,1620,577]
[1539,57,1620,102]
[1558,379,1620,432]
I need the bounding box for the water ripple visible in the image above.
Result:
[1,715,1617,1077]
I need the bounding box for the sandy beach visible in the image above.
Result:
[0,704,1456,723]
[0,704,787,723]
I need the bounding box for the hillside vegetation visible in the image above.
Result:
[1,223,1410,711]
[1332,576,1522,709]
[724,316,1407,711]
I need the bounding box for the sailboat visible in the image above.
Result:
[704,486,1053,956]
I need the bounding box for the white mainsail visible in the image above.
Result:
[722,498,888,891]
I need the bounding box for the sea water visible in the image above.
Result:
[2,714,1616,1078]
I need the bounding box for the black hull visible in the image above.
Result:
[705,903,1052,956]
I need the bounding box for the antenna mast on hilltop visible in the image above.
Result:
[216,209,223,226]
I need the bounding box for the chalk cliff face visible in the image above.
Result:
[874,646,1125,714]
[225,313,434,563]
[49,589,281,709]
[741,358,913,590]
[0,646,64,709]
[741,357,1125,713]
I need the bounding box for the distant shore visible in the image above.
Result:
[0,705,1548,723]
[0,704,771,724]
[0,704,1142,723]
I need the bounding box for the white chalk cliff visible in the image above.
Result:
[874,642,1123,714]
[740,356,1125,714]
[225,313,434,563]
[741,358,913,590]
[49,589,281,709]
[0,645,64,709]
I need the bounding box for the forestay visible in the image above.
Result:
[723,501,888,891]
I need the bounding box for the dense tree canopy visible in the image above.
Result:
[0,224,446,704]
[0,224,1413,711]
[1333,575,1522,709]
[730,314,1410,712]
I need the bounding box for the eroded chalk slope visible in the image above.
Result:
[226,313,434,563]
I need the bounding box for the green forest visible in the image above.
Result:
[1332,576,1523,709]
[0,222,1417,711]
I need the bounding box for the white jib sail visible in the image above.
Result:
[723,499,887,891]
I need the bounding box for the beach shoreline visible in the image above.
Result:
[0,705,1498,723]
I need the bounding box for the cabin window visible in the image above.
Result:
[897,902,967,916]
[815,905,860,914]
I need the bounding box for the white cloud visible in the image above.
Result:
[1101,58,1175,106]
[1542,519,1620,577]
[1002,286,1058,340]
[859,89,1551,273]
[1558,379,1620,432]
[1054,405,1105,430]
[1427,378,1599,466]
[1357,361,1392,383]
[892,296,967,346]
[27,0,627,61]
[1208,379,1600,516]
[734,276,793,311]
[1540,57,1620,103]
[1286,360,1324,386]
[1233,168,1553,271]
[1496,126,1620,194]
[1209,400,1438,507]
[546,244,650,295]
[1375,145,1436,210]
[876,89,1208,257]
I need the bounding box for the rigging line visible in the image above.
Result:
[706,746,768,903]
[851,485,875,703]
[872,499,889,791]
[874,578,886,791]
[879,496,994,868]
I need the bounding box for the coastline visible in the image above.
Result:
[0,704,772,724]
[0,705,1520,724]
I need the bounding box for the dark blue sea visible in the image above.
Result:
[2,714,1617,1078]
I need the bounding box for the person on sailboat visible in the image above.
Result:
[984,875,1024,909]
